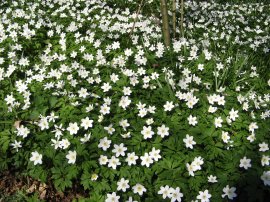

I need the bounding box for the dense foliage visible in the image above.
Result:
[0,0,269,201]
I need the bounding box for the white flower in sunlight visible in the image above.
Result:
[67,122,79,135]
[30,151,42,165]
[164,101,175,112]
[66,150,77,164]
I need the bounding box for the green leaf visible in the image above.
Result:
[66,165,78,179]
[95,180,111,192]
[49,96,58,108]
[81,171,92,190]
[0,130,11,153]
[54,177,72,192]
[29,110,40,120]
[29,166,47,182]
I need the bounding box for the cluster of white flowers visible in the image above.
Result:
[186,156,204,176]
[158,185,184,202]
[105,183,146,202]
[207,94,225,106]
[176,91,199,109]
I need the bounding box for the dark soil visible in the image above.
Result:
[0,170,88,201]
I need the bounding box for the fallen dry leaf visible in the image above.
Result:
[39,189,47,200]
[13,120,21,129]
[26,184,36,193]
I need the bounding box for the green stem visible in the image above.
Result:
[0,121,13,124]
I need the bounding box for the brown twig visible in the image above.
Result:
[129,0,144,37]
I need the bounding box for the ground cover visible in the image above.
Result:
[0,0,269,201]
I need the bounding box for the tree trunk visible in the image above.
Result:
[160,0,171,47]
[172,0,176,38]
[180,0,184,37]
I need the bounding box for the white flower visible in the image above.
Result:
[171,187,184,202]
[259,142,269,152]
[125,152,139,166]
[101,82,112,92]
[59,138,70,149]
[112,143,127,157]
[196,190,212,202]
[67,122,79,135]
[119,96,131,109]
[221,131,230,143]
[158,185,173,199]
[91,173,98,181]
[110,73,119,83]
[108,156,121,169]
[38,117,49,130]
[141,126,154,139]
[229,108,239,121]
[146,118,154,125]
[248,122,258,133]
[226,116,232,125]
[157,124,169,138]
[66,150,77,164]
[239,156,251,170]
[243,102,249,111]
[30,151,42,165]
[198,64,204,71]
[105,192,120,202]
[5,94,15,105]
[247,133,256,142]
[186,163,195,176]
[261,171,270,186]
[51,139,61,149]
[78,88,89,98]
[140,153,154,167]
[214,117,223,128]
[16,125,30,138]
[186,96,199,109]
[164,101,175,112]
[123,87,132,96]
[119,119,130,130]
[193,156,204,171]
[136,102,146,110]
[148,105,156,114]
[149,147,161,161]
[11,140,22,152]
[207,175,218,183]
[261,155,270,166]
[138,108,148,117]
[121,132,131,138]
[117,178,130,192]
[183,134,196,149]
[48,112,59,122]
[187,115,198,126]
[81,117,93,130]
[222,185,237,200]
[124,48,133,57]
[132,183,146,196]
[98,137,111,151]
[208,106,217,113]
[216,95,225,106]
[100,104,110,115]
[99,155,108,165]
[104,124,115,135]
[80,133,91,143]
